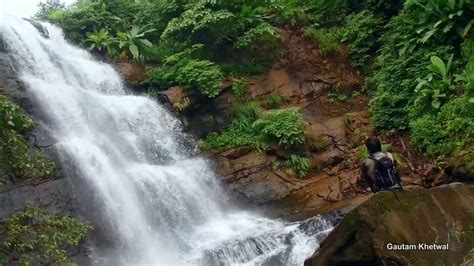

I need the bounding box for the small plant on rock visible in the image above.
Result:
[303,27,341,56]
[0,204,91,265]
[265,92,283,108]
[0,96,57,182]
[312,135,330,153]
[232,77,248,99]
[253,108,307,149]
[284,154,310,177]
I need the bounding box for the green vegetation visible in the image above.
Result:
[38,0,474,175]
[264,92,283,108]
[303,27,341,56]
[39,0,282,94]
[278,0,472,172]
[232,77,248,99]
[253,108,306,149]
[147,58,224,97]
[0,204,91,265]
[201,101,266,151]
[340,10,384,69]
[284,154,310,177]
[0,96,56,184]
[201,104,306,152]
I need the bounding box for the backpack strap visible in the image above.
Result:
[368,153,389,162]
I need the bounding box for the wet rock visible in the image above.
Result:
[219,147,252,159]
[213,151,297,205]
[158,86,190,111]
[119,63,146,82]
[305,183,474,266]
[344,111,373,148]
[0,178,73,220]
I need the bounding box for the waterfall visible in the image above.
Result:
[0,17,332,265]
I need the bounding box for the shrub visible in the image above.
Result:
[284,154,310,177]
[116,25,156,62]
[231,77,248,99]
[312,135,330,153]
[175,60,223,97]
[161,5,237,46]
[235,22,281,61]
[405,0,474,44]
[201,117,267,152]
[253,108,306,149]
[303,27,342,56]
[455,56,474,102]
[202,104,308,152]
[415,55,456,109]
[277,0,313,27]
[201,102,266,151]
[341,10,384,69]
[265,92,283,108]
[146,58,223,98]
[0,96,56,182]
[35,0,64,20]
[47,1,122,44]
[0,204,91,265]
[227,101,262,120]
[367,11,454,129]
[220,60,266,77]
[85,29,115,54]
[410,96,474,157]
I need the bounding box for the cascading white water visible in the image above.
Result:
[1,17,333,265]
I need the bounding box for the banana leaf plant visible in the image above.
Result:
[117,25,156,62]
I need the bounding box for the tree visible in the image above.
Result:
[35,0,65,20]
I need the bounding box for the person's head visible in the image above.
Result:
[365,137,382,154]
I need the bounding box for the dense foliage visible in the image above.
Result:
[39,0,281,96]
[278,0,473,171]
[38,0,474,174]
[202,104,307,152]
[0,204,90,265]
[366,1,474,169]
[0,96,56,185]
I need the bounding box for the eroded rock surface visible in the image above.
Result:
[305,183,474,266]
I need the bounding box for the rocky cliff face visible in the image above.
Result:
[154,29,439,220]
[0,36,98,263]
[304,183,474,266]
[0,41,71,217]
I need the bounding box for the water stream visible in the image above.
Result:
[0,17,332,265]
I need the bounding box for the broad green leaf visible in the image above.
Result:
[129,44,139,60]
[430,56,447,77]
[139,39,153,47]
[421,29,436,43]
[443,21,454,33]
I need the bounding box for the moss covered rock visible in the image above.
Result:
[305,183,474,265]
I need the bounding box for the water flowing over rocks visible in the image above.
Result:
[1,18,337,265]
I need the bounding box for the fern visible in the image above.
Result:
[253,108,306,149]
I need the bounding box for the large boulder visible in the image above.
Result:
[304,183,474,266]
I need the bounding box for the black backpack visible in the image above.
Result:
[369,155,401,189]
